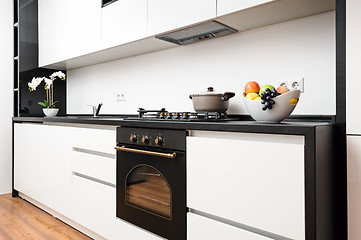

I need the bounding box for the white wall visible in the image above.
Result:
[67,11,335,115]
[0,0,13,194]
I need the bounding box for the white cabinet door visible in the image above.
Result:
[38,0,68,66]
[188,213,271,240]
[71,174,116,239]
[102,0,147,49]
[347,136,361,240]
[14,123,72,217]
[148,0,216,36]
[51,125,72,217]
[66,0,102,59]
[14,124,54,208]
[187,131,305,240]
[72,174,160,240]
[39,0,102,66]
[346,0,361,134]
[217,0,274,16]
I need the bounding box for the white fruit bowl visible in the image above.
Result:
[243,90,301,123]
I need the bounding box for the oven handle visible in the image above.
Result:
[115,145,177,159]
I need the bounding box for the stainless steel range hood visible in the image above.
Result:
[155,21,238,45]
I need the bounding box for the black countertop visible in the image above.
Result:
[12,116,333,135]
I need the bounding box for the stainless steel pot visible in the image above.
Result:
[189,87,235,112]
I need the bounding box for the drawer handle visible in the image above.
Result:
[115,146,176,159]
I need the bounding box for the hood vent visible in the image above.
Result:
[156,21,237,45]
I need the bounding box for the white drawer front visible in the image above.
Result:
[71,174,116,239]
[72,175,161,240]
[188,213,271,240]
[72,149,116,185]
[72,127,116,154]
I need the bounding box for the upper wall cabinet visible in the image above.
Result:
[66,0,102,60]
[101,0,147,49]
[38,0,68,66]
[148,0,216,36]
[39,0,334,70]
[39,0,102,67]
[217,0,274,16]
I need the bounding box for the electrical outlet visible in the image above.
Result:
[116,92,126,101]
[277,78,304,93]
[289,78,304,92]
[279,81,288,88]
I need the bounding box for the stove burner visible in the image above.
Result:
[135,108,234,121]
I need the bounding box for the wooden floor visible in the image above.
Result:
[0,194,92,240]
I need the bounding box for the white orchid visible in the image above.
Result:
[44,78,53,90]
[50,71,66,80]
[28,77,45,91]
[28,71,66,108]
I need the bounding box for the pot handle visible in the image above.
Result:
[189,95,193,99]
[223,92,235,101]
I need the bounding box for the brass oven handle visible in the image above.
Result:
[115,146,177,159]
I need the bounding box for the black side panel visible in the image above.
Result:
[335,0,347,238]
[315,125,335,240]
[19,0,38,72]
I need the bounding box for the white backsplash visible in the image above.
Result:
[67,11,335,115]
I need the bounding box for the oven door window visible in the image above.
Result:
[126,164,172,219]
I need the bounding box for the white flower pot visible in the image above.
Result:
[43,108,59,117]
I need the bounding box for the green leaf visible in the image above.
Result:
[38,100,49,108]
[50,101,59,108]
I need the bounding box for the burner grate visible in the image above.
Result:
[133,108,236,121]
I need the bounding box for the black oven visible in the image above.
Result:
[116,127,186,240]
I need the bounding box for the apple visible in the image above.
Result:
[245,92,259,100]
[276,86,290,94]
[244,81,260,95]
[259,84,275,95]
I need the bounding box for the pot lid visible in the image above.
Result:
[191,87,223,97]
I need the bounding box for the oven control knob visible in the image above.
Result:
[129,134,138,143]
[155,136,163,146]
[142,135,150,144]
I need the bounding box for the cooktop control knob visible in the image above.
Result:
[174,112,180,119]
[142,135,150,144]
[155,136,163,146]
[166,112,173,119]
[129,134,138,143]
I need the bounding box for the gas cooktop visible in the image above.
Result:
[125,108,239,122]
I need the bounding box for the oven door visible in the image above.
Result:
[116,144,186,240]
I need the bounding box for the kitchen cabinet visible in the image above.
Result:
[347,136,361,240]
[14,122,158,239]
[72,174,159,240]
[14,123,72,216]
[39,0,333,70]
[14,123,54,208]
[346,0,361,134]
[66,0,102,60]
[148,0,216,36]
[38,0,68,66]
[187,131,305,240]
[70,126,160,240]
[38,0,102,67]
[217,0,274,16]
[101,0,147,49]
[187,213,271,240]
